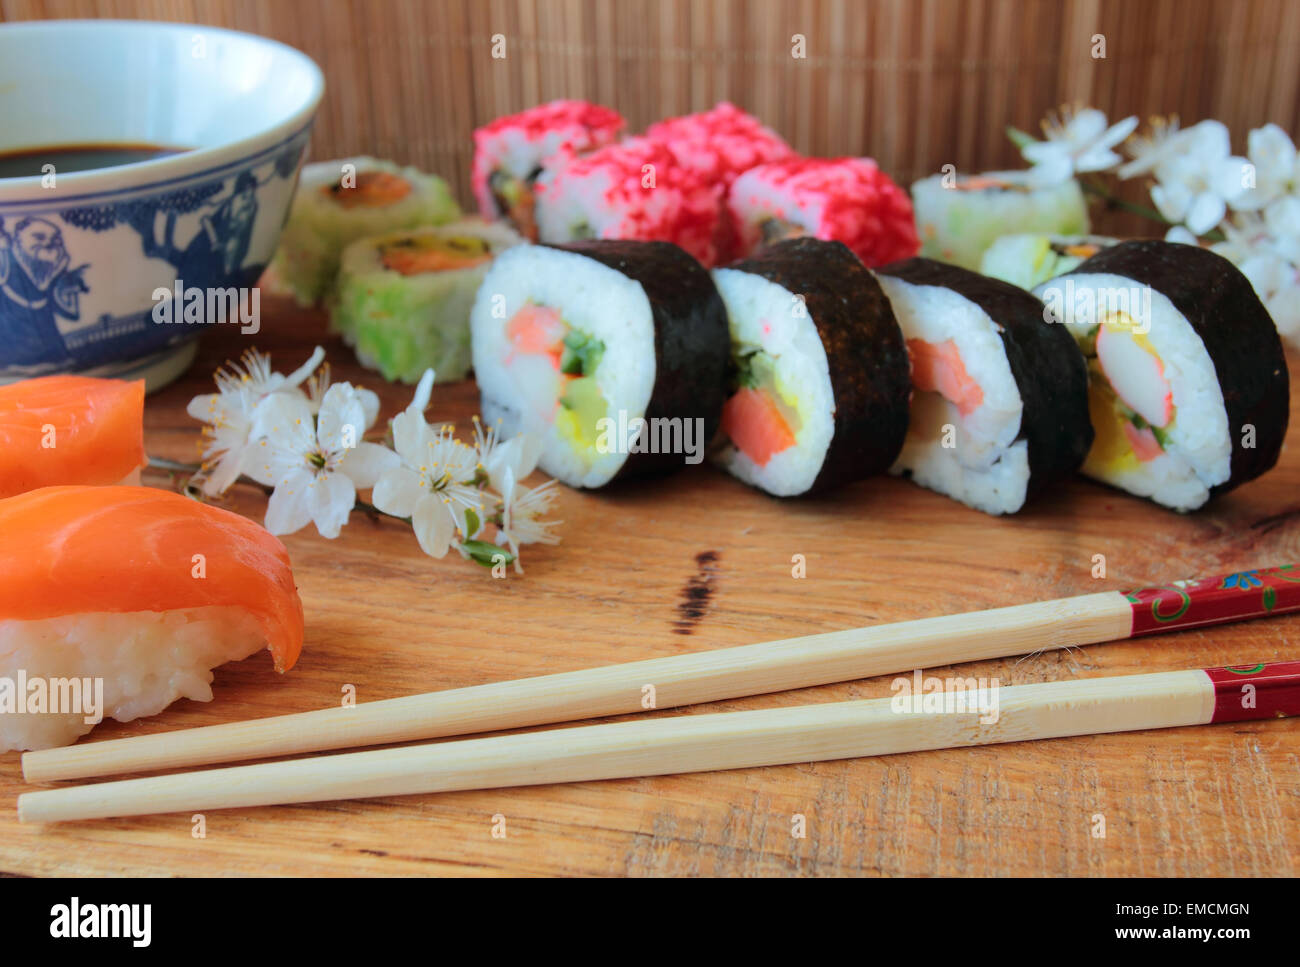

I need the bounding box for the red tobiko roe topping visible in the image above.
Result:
[471,100,626,217]
[731,157,921,266]
[644,101,797,188]
[542,136,722,265]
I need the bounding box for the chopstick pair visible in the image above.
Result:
[18,564,1300,823]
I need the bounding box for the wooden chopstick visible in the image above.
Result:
[19,660,1300,823]
[22,563,1300,783]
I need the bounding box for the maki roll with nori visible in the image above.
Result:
[271,157,460,305]
[470,240,730,488]
[876,258,1093,514]
[727,157,920,267]
[471,100,625,240]
[1035,240,1289,511]
[711,238,911,496]
[329,218,523,384]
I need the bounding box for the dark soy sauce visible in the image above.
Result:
[0,143,189,179]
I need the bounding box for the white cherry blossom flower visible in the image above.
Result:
[1118,116,1187,179]
[186,346,324,495]
[495,465,561,575]
[256,382,398,539]
[472,414,542,493]
[1149,120,1249,236]
[1020,106,1138,186]
[370,370,484,558]
[1232,123,1299,212]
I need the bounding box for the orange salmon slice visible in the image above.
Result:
[722,387,797,467]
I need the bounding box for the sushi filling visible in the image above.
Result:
[759,217,806,246]
[488,166,542,240]
[378,234,494,275]
[1082,313,1175,470]
[323,170,413,209]
[721,349,804,467]
[505,304,609,454]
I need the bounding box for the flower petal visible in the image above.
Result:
[390,410,430,466]
[371,467,424,518]
[1185,191,1226,236]
[337,441,400,487]
[317,382,368,453]
[412,494,455,558]
[307,470,355,539]
[264,469,316,535]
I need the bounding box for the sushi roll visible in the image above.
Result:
[644,102,797,263]
[534,137,722,266]
[728,157,921,267]
[1035,240,1289,511]
[330,218,523,384]
[472,100,625,240]
[911,171,1089,271]
[712,238,911,496]
[471,240,730,488]
[876,258,1093,515]
[270,157,460,306]
[0,375,145,499]
[0,486,304,751]
[980,234,1117,291]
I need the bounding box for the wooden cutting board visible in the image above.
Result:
[2,299,1297,877]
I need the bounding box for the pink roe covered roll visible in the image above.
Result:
[534,137,721,266]
[728,157,921,267]
[644,102,798,262]
[472,99,625,240]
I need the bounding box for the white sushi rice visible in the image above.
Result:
[470,244,657,488]
[1035,271,1230,510]
[0,606,265,752]
[911,173,1089,271]
[710,268,835,496]
[876,274,1029,514]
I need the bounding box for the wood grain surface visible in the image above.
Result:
[1,303,1298,876]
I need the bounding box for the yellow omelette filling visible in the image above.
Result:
[1083,311,1175,476]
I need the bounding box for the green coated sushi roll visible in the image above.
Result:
[980,234,1117,291]
[271,157,460,306]
[330,219,523,384]
[911,172,1089,271]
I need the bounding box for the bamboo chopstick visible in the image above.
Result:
[19,661,1300,824]
[22,563,1300,783]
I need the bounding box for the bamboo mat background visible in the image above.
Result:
[3,0,1298,211]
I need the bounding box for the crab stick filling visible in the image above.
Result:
[323,170,412,209]
[379,234,493,275]
[721,348,802,467]
[1087,313,1174,468]
[505,303,607,451]
[906,339,984,418]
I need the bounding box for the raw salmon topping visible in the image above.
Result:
[906,339,984,416]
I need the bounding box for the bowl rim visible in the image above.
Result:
[0,19,325,201]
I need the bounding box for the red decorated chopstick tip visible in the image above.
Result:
[1124,564,1300,637]
[1205,661,1300,723]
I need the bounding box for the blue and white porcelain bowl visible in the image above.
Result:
[0,20,324,388]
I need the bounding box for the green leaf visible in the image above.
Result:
[1006,125,1035,150]
[1264,586,1277,612]
[463,507,481,539]
[460,539,514,568]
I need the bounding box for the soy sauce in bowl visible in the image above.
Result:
[0,143,189,179]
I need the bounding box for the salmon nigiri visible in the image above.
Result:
[0,486,304,751]
[0,375,146,499]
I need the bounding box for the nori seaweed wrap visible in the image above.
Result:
[470,240,729,488]
[711,238,911,495]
